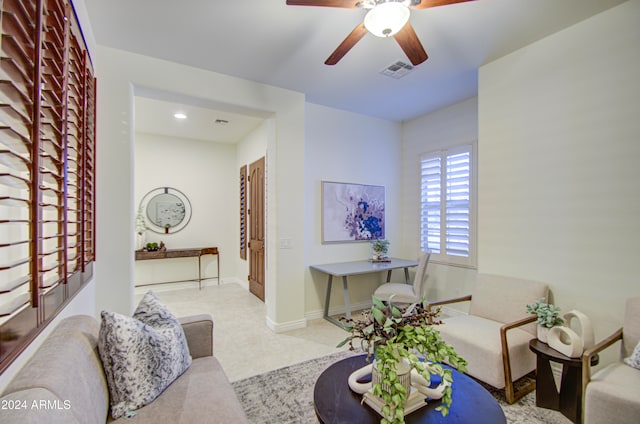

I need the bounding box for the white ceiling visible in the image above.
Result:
[85,0,627,140]
[134,97,265,143]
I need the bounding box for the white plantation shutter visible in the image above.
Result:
[420,153,442,253]
[445,149,470,257]
[420,145,475,267]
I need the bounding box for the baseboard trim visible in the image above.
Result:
[266,316,307,333]
[223,277,248,290]
[305,299,373,321]
[134,277,247,294]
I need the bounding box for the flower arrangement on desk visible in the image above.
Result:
[371,239,390,261]
[338,297,467,424]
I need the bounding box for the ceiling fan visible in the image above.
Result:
[286,0,474,66]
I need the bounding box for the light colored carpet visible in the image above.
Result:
[232,352,573,424]
[136,282,349,382]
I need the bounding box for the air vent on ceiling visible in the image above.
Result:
[380,61,414,79]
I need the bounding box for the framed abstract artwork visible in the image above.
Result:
[321,181,385,243]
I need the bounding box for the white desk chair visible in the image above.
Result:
[373,252,430,304]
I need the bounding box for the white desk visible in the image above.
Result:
[309,258,419,328]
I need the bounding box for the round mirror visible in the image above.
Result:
[140,187,192,234]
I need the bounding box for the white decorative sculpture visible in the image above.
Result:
[347,363,448,400]
[547,326,583,358]
[564,309,595,350]
[546,309,594,358]
[348,363,373,394]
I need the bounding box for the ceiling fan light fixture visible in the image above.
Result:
[364,2,410,38]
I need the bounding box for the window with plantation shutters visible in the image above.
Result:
[0,0,96,374]
[420,144,475,268]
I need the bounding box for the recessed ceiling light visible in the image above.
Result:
[174,112,187,120]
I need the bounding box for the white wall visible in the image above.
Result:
[478,0,640,365]
[134,132,236,284]
[303,103,402,317]
[401,97,479,306]
[94,46,306,329]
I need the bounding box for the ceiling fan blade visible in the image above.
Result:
[410,0,475,10]
[286,0,359,8]
[325,23,368,65]
[394,22,428,66]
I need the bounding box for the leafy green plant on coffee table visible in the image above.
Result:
[338,297,467,424]
[526,298,564,328]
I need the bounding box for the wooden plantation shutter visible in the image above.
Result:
[0,0,96,373]
[239,165,247,260]
[0,0,39,346]
[81,44,96,270]
[39,0,67,319]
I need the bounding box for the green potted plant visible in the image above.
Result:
[338,297,467,424]
[371,239,390,261]
[526,298,564,343]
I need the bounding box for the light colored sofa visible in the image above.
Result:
[0,314,248,424]
[583,296,640,424]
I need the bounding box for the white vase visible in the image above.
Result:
[372,358,412,396]
[537,325,550,343]
[135,231,146,251]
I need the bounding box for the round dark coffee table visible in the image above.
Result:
[314,354,506,424]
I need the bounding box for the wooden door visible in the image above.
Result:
[248,157,265,301]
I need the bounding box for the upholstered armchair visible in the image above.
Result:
[373,252,430,304]
[427,274,549,403]
[583,296,640,424]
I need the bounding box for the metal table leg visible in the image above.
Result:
[342,276,351,320]
[323,275,353,329]
[324,275,342,328]
[198,255,202,290]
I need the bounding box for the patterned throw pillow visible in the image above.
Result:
[624,340,640,370]
[98,291,192,419]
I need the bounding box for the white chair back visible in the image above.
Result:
[469,274,548,335]
[412,252,431,299]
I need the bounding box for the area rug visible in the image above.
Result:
[231,351,572,424]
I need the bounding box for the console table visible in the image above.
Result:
[135,247,219,289]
